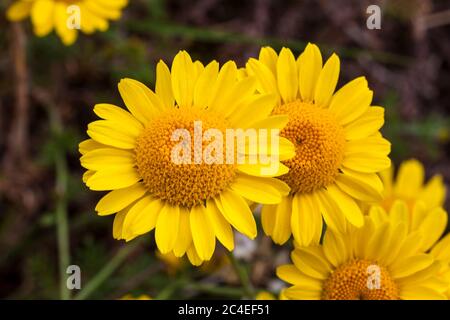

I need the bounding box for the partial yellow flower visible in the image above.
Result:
[80,51,292,266]
[247,44,391,246]
[6,0,129,45]
[379,159,446,212]
[277,214,447,300]
[369,200,450,298]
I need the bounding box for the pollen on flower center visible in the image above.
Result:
[322,259,399,300]
[272,100,345,194]
[135,107,237,208]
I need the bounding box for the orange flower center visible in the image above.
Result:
[322,259,399,300]
[273,100,345,194]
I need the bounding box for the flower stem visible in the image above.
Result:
[46,99,71,300]
[55,151,70,300]
[227,252,255,299]
[74,241,140,300]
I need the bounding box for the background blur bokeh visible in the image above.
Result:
[0,0,449,299]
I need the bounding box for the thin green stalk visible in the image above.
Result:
[47,103,71,300]
[55,152,70,300]
[74,241,140,300]
[227,252,255,299]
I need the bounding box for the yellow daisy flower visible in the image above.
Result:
[6,0,128,45]
[246,44,391,246]
[277,214,447,300]
[379,159,446,212]
[80,51,293,266]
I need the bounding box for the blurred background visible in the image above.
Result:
[0,0,449,299]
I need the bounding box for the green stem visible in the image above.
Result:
[227,252,255,299]
[46,102,71,300]
[74,241,140,300]
[55,152,70,300]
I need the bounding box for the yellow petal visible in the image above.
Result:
[284,286,321,300]
[399,286,447,300]
[54,2,77,45]
[390,254,434,279]
[314,53,340,107]
[246,58,280,100]
[215,189,256,239]
[155,204,180,254]
[270,196,293,245]
[417,207,448,251]
[80,148,135,171]
[291,247,331,280]
[230,175,288,204]
[190,205,216,261]
[329,77,371,125]
[155,60,174,108]
[276,47,298,103]
[344,106,384,140]
[193,61,219,109]
[292,193,322,246]
[261,203,276,237]
[394,159,425,199]
[259,46,278,75]
[95,183,147,215]
[173,207,192,257]
[205,200,234,251]
[87,120,137,149]
[430,233,450,262]
[298,43,322,102]
[208,61,239,112]
[186,244,203,266]
[7,1,32,21]
[315,189,347,233]
[325,185,364,227]
[122,196,156,241]
[93,103,143,133]
[335,169,383,202]
[31,0,54,36]
[113,209,127,240]
[322,230,348,268]
[129,198,164,236]
[86,167,141,191]
[171,51,195,108]
[228,93,278,128]
[118,78,159,124]
[237,162,289,178]
[79,139,106,155]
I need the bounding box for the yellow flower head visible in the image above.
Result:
[80,51,292,266]
[277,214,448,300]
[380,158,447,212]
[246,44,391,246]
[6,0,129,45]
